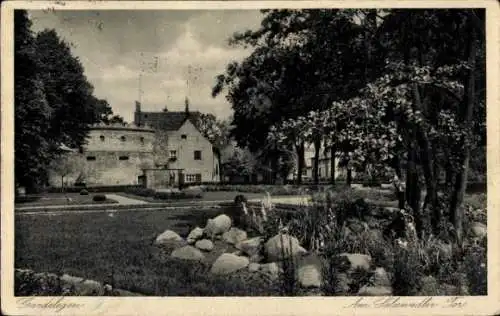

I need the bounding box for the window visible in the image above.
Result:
[140,137,145,144]
[181,134,187,140]
[120,136,126,142]
[169,150,177,159]
[185,174,202,183]
[119,156,129,161]
[100,135,105,142]
[302,169,307,175]
[194,150,202,160]
[87,156,96,161]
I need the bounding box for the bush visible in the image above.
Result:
[392,246,425,295]
[93,194,107,202]
[80,189,89,195]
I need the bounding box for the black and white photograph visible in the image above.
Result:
[2,1,499,315]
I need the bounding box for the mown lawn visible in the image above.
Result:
[15,207,276,296]
[15,193,117,207]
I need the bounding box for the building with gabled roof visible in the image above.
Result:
[48,100,221,188]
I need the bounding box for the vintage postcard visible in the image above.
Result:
[1,0,499,315]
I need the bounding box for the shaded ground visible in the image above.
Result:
[15,193,117,207]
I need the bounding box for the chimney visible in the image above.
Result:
[185,97,190,114]
[134,101,141,126]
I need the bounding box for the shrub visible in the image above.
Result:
[463,244,487,295]
[392,245,425,295]
[93,194,107,202]
[80,189,89,195]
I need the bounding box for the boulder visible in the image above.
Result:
[171,246,205,262]
[249,254,264,263]
[248,263,260,272]
[298,264,322,288]
[183,186,203,198]
[222,227,248,245]
[195,239,214,251]
[187,227,204,244]
[155,230,183,245]
[204,214,232,237]
[60,274,84,285]
[264,234,307,262]
[260,262,281,280]
[80,279,103,295]
[371,267,391,287]
[358,285,392,296]
[237,237,263,257]
[339,253,372,272]
[211,253,249,275]
[470,222,487,239]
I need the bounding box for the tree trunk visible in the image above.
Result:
[313,137,321,184]
[412,83,440,233]
[347,168,352,186]
[449,22,477,246]
[61,176,64,193]
[295,143,305,185]
[330,145,336,185]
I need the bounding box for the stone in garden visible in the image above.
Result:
[339,253,372,272]
[211,253,249,275]
[154,230,183,245]
[470,222,487,239]
[60,274,84,285]
[80,279,104,295]
[187,227,204,244]
[204,214,232,237]
[222,227,248,245]
[248,263,260,272]
[195,239,214,251]
[260,262,281,280]
[249,254,264,263]
[371,267,391,287]
[171,245,205,261]
[264,234,307,262]
[358,285,392,296]
[298,264,322,288]
[183,186,204,197]
[237,237,263,257]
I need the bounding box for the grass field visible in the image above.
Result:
[15,207,275,296]
[15,193,117,207]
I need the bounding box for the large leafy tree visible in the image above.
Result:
[267,9,485,244]
[14,11,115,191]
[15,10,54,190]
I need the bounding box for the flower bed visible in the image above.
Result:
[125,187,203,200]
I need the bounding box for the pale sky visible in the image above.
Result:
[28,10,263,122]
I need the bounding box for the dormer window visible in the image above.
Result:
[181,134,187,140]
[121,136,126,142]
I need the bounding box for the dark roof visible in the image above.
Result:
[139,111,201,131]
